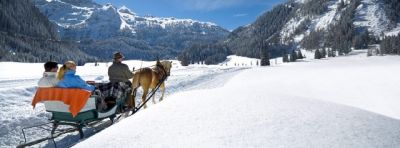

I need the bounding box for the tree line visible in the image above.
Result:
[383,0,400,29]
[177,42,230,66]
[380,33,400,55]
[177,1,301,65]
[0,0,58,40]
[0,31,96,65]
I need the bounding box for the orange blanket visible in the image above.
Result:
[32,88,92,117]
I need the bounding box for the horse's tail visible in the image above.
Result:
[132,71,141,89]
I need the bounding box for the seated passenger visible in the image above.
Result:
[38,61,59,87]
[57,61,95,92]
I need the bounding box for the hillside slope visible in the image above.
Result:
[0,0,95,63]
[226,0,400,58]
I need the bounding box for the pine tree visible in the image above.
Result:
[320,48,327,58]
[290,50,297,62]
[367,48,372,57]
[260,42,270,66]
[297,50,304,59]
[327,48,333,57]
[314,49,322,59]
[338,0,345,10]
[180,54,189,66]
[282,49,289,63]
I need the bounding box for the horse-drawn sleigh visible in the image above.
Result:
[17,60,172,148]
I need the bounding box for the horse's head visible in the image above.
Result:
[159,60,172,76]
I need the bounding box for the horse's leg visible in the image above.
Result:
[142,87,149,109]
[151,83,158,104]
[129,74,139,109]
[152,88,157,104]
[129,88,137,108]
[159,83,165,102]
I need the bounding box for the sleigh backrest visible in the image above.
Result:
[32,88,94,117]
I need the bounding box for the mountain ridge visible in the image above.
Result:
[33,0,229,60]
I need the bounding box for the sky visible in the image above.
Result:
[94,0,286,31]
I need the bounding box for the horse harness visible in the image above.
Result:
[152,63,167,81]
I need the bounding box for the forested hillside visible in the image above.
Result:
[179,0,400,65]
[0,0,95,64]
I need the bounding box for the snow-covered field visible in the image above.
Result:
[1,51,400,147]
[76,51,400,148]
[0,59,246,147]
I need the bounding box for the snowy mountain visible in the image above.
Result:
[225,0,400,58]
[33,0,229,60]
[282,0,398,40]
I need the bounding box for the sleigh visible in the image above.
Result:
[18,61,171,147]
[18,87,121,148]
[38,88,119,123]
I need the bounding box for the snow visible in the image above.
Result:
[354,0,389,36]
[36,0,223,39]
[280,17,306,42]
[293,34,304,42]
[141,17,217,29]
[0,60,245,147]
[220,55,260,67]
[220,55,285,67]
[119,17,135,33]
[280,0,341,43]
[385,26,400,36]
[313,0,340,30]
[101,3,114,11]
[118,6,135,15]
[2,52,400,147]
[281,0,399,43]
[75,51,400,147]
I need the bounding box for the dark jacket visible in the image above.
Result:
[108,62,133,83]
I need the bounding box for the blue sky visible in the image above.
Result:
[95,0,286,30]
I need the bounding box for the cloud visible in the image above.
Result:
[168,0,266,11]
[234,13,248,17]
